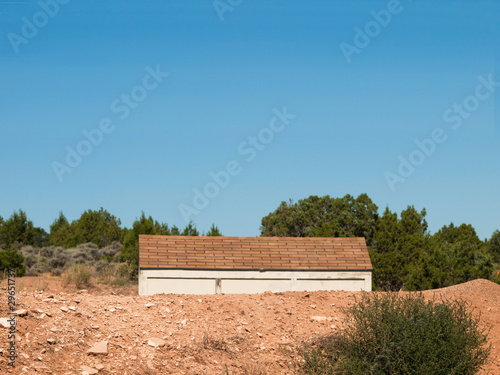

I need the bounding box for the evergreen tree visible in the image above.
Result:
[0,248,26,276]
[260,194,379,244]
[206,224,222,236]
[182,221,199,236]
[370,206,429,291]
[119,212,176,270]
[0,210,47,248]
[49,211,71,247]
[67,208,122,248]
[488,230,500,263]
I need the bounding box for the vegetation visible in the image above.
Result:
[62,264,93,288]
[0,248,26,276]
[261,194,498,290]
[0,209,212,281]
[0,194,498,290]
[297,293,490,375]
[119,212,184,272]
[260,194,379,245]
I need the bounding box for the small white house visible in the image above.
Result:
[138,235,372,295]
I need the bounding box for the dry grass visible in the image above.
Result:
[202,331,229,351]
[241,357,268,375]
[35,274,49,291]
[62,264,93,287]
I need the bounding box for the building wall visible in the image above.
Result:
[139,269,372,295]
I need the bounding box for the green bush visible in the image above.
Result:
[298,293,490,375]
[0,248,26,276]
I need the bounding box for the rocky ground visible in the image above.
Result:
[0,277,499,375]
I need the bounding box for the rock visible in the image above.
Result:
[69,306,76,311]
[96,364,104,371]
[148,338,166,347]
[109,308,116,313]
[0,317,11,328]
[145,303,155,308]
[60,306,69,313]
[81,365,98,374]
[87,341,108,355]
[14,309,28,316]
[47,338,56,345]
[311,316,328,322]
[78,290,88,294]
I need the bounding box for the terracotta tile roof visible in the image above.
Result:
[139,235,372,271]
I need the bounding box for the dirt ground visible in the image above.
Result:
[0,276,499,374]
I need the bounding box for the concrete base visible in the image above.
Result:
[139,269,372,295]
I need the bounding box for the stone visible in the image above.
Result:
[14,309,28,316]
[69,306,76,311]
[87,341,108,355]
[311,316,328,322]
[0,317,11,328]
[60,306,69,313]
[47,338,56,345]
[95,363,104,371]
[81,365,98,374]
[145,303,155,308]
[148,338,166,347]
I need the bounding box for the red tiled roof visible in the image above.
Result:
[139,235,372,271]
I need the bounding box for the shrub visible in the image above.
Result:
[62,264,93,287]
[0,248,26,276]
[96,262,135,285]
[298,293,490,375]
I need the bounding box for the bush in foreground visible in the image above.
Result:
[298,293,490,375]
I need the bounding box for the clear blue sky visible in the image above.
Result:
[1,0,498,239]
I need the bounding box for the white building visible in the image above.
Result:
[138,235,372,295]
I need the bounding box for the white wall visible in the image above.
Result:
[139,269,372,295]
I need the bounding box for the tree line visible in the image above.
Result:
[0,209,221,276]
[1,195,499,291]
[260,194,500,290]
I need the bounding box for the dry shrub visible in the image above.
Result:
[35,275,49,291]
[202,331,228,351]
[241,358,267,375]
[62,264,93,287]
[97,262,134,285]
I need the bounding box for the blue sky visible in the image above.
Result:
[0,0,498,239]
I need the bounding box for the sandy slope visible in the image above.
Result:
[0,277,499,374]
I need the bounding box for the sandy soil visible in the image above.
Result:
[0,276,499,374]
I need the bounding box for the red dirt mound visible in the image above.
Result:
[0,277,499,374]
